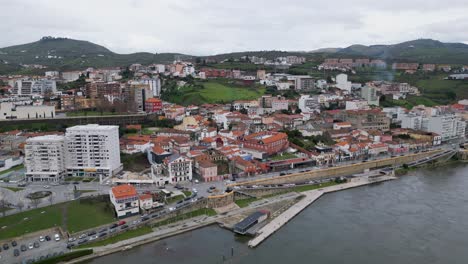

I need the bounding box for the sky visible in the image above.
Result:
[1,0,468,55]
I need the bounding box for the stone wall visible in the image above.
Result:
[230,150,443,186]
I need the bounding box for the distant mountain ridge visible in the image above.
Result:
[0,37,467,74]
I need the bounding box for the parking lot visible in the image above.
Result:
[0,231,68,264]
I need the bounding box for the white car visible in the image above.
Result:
[192,188,197,193]
[169,207,175,212]
[54,234,60,241]
[194,180,199,184]
[28,243,33,249]
[43,185,50,189]
[39,236,45,242]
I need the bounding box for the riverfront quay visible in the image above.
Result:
[84,163,468,264]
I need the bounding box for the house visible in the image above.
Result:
[368,143,388,156]
[109,185,139,218]
[197,160,220,182]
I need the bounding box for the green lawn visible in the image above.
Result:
[0,197,115,240]
[0,164,24,175]
[152,208,217,228]
[182,191,192,197]
[66,199,116,233]
[270,153,298,161]
[165,79,266,105]
[166,195,184,205]
[121,153,150,172]
[2,186,24,192]
[234,197,260,208]
[76,227,153,249]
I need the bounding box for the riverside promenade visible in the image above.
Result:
[248,175,396,248]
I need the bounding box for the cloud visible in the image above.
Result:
[0,0,467,55]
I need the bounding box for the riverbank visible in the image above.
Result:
[70,175,396,263]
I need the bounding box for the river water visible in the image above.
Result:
[86,163,468,264]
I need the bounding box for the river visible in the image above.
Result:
[85,163,468,264]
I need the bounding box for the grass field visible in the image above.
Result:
[0,164,25,175]
[291,181,339,192]
[166,195,184,205]
[0,197,115,240]
[166,79,266,105]
[76,227,153,249]
[152,208,217,228]
[270,153,298,161]
[182,191,192,197]
[2,186,24,192]
[234,197,260,208]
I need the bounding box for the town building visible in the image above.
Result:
[25,135,66,182]
[361,85,380,106]
[0,102,55,120]
[109,184,139,218]
[336,74,352,92]
[145,98,163,113]
[65,124,122,182]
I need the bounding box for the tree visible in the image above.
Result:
[30,198,41,209]
[0,199,7,217]
[17,201,24,212]
[48,194,54,205]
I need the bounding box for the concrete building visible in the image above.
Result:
[25,135,66,182]
[298,95,320,113]
[336,74,352,92]
[361,85,380,106]
[256,70,266,80]
[62,71,81,82]
[0,154,24,174]
[13,79,57,95]
[109,184,139,218]
[124,82,153,112]
[65,124,122,182]
[140,78,162,97]
[400,113,466,141]
[0,102,55,120]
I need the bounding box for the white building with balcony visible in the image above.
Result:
[109,184,140,218]
[65,124,122,182]
[25,135,66,182]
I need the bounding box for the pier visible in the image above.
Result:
[248,175,396,248]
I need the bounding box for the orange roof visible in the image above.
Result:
[146,98,162,103]
[139,194,152,200]
[112,184,137,199]
[261,133,287,144]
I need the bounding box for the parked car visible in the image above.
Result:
[20,245,27,252]
[28,243,33,250]
[110,223,118,229]
[43,185,50,189]
[11,241,17,247]
[68,237,76,242]
[87,231,96,236]
[98,228,107,233]
[121,225,129,230]
[109,228,116,234]
[14,249,20,257]
[39,236,45,242]
[33,242,39,248]
[77,239,88,245]
[78,234,87,239]
[118,220,126,226]
[99,233,107,238]
[141,216,149,222]
[2,244,8,250]
[89,235,98,241]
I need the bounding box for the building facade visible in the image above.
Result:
[25,135,66,182]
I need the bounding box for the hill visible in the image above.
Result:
[0,37,184,73]
[337,39,468,64]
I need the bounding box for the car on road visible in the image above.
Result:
[39,236,45,242]
[77,239,88,245]
[43,185,50,189]
[209,186,216,190]
[98,228,107,233]
[54,234,61,241]
[20,244,27,252]
[68,237,76,242]
[14,248,20,257]
[110,223,118,229]
[99,232,107,238]
[168,207,175,212]
[118,220,126,226]
[194,179,199,184]
[132,220,140,225]
[121,225,129,230]
[28,243,33,250]
[11,241,17,247]
[67,243,75,249]
[141,216,149,222]
[87,231,96,236]
[78,234,87,239]
[89,235,98,241]
[2,244,8,250]
[174,184,183,190]
[33,242,40,248]
[109,228,117,234]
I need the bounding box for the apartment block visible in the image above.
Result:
[25,135,66,182]
[65,124,122,181]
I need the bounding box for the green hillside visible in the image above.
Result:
[337,39,468,63]
[0,37,185,73]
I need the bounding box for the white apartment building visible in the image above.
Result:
[140,78,162,97]
[298,95,321,113]
[335,74,352,92]
[0,102,55,120]
[25,135,66,182]
[400,113,466,141]
[13,79,57,95]
[361,85,380,106]
[65,124,122,182]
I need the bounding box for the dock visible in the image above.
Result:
[248,175,396,248]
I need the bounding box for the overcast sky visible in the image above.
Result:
[1,0,467,55]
